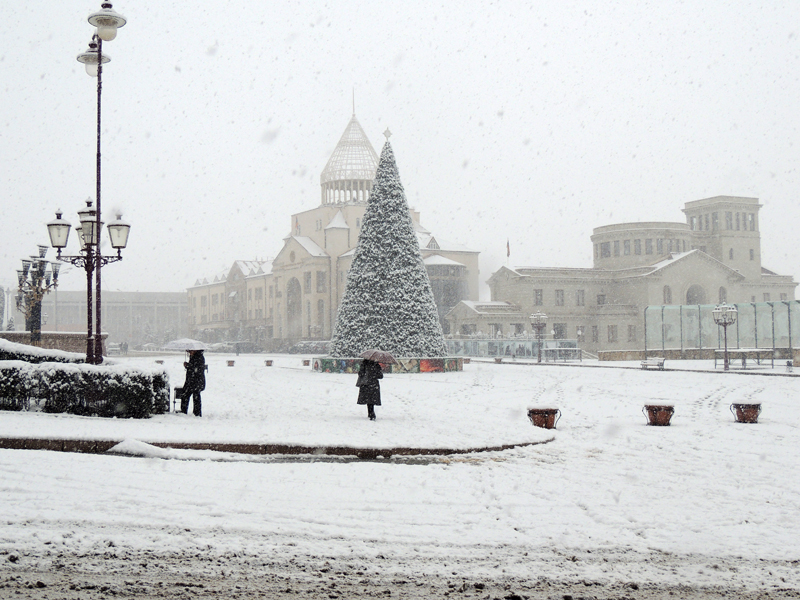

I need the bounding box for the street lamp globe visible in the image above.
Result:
[74,225,87,251]
[88,2,127,41]
[77,200,101,247]
[107,213,131,250]
[76,39,110,78]
[47,211,72,252]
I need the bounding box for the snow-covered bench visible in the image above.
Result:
[640,357,665,370]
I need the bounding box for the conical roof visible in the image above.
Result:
[320,114,379,185]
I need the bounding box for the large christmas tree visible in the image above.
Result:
[331,141,447,358]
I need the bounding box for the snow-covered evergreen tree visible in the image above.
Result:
[331,141,447,358]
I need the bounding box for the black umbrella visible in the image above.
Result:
[360,349,398,364]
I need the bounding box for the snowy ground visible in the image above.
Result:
[1,355,798,599]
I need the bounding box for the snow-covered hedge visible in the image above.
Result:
[0,361,170,418]
[0,338,85,364]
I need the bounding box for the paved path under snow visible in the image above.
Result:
[0,357,798,598]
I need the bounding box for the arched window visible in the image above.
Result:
[663,285,672,305]
[686,284,707,305]
[719,287,727,303]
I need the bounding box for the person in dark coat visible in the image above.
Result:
[180,350,206,417]
[356,358,383,420]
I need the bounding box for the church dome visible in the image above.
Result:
[320,114,379,205]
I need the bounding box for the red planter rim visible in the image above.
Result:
[730,403,761,423]
[527,407,561,429]
[643,404,674,426]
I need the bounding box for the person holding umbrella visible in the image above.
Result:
[356,349,396,420]
[180,349,206,417]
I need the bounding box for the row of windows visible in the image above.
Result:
[195,287,272,309]
[193,274,325,313]
[690,212,756,232]
[596,238,689,259]
[727,248,755,261]
[491,323,637,343]
[304,271,328,294]
[532,289,596,306]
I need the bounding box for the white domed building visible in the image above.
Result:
[187,114,479,347]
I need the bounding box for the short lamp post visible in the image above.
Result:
[712,302,738,372]
[46,2,128,365]
[16,246,60,346]
[530,311,547,364]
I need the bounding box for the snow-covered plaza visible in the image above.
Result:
[1,354,798,598]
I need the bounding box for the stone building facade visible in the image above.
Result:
[15,290,189,349]
[445,196,796,355]
[187,114,479,347]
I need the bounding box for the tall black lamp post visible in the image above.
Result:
[45,2,129,364]
[712,302,738,372]
[530,311,547,364]
[16,246,60,346]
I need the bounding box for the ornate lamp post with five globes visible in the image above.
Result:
[45,2,129,364]
[16,246,60,346]
[712,302,738,372]
[530,311,548,364]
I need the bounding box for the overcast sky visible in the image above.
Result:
[2,1,799,298]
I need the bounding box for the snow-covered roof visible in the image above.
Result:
[457,301,521,315]
[325,210,349,230]
[413,220,431,234]
[234,260,269,274]
[417,233,476,253]
[320,114,379,184]
[293,236,328,258]
[191,271,227,287]
[646,249,742,278]
[245,261,273,278]
[423,254,465,267]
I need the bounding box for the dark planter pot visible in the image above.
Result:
[527,408,561,429]
[643,404,674,426]
[155,360,164,365]
[731,403,761,423]
[227,360,235,367]
[265,359,273,367]
[494,357,503,364]
[302,359,310,366]
[463,358,471,364]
